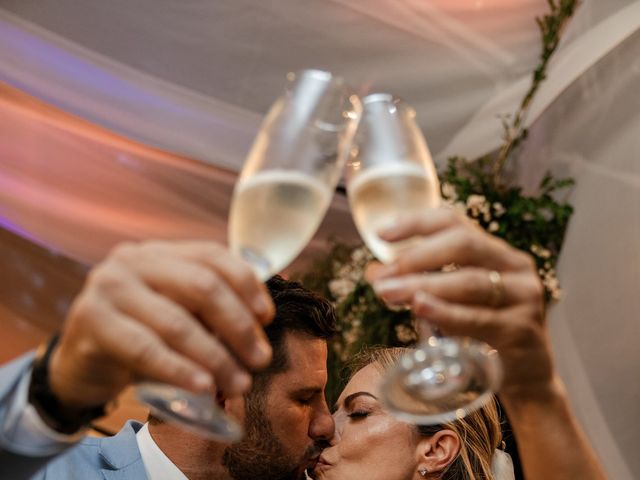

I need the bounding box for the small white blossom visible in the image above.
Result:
[541,268,562,300]
[351,247,366,263]
[466,194,491,221]
[531,244,552,259]
[488,221,500,233]
[329,278,355,302]
[467,194,486,208]
[343,324,362,350]
[492,202,506,217]
[395,324,417,343]
[441,182,458,202]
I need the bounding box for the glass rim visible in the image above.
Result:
[361,92,415,116]
[287,68,346,88]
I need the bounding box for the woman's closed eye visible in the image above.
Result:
[347,410,370,420]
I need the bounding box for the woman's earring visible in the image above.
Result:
[419,468,428,477]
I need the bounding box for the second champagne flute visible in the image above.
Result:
[345,93,502,425]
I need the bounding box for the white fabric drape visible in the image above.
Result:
[0,1,639,478]
[0,0,549,166]
[514,28,640,479]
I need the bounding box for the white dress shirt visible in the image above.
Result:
[136,422,187,480]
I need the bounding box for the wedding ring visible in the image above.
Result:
[487,270,505,307]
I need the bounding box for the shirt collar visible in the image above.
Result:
[136,422,188,480]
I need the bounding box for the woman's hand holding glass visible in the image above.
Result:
[367,208,551,401]
[345,94,504,424]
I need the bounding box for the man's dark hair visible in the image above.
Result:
[257,275,336,381]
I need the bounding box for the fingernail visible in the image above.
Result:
[413,291,435,313]
[192,371,213,391]
[232,372,252,393]
[252,338,272,366]
[377,222,399,239]
[252,295,270,317]
[373,278,406,294]
[372,263,399,279]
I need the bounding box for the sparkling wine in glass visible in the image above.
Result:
[229,70,361,279]
[345,93,502,425]
[138,70,361,441]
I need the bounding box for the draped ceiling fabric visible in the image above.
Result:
[0,1,639,478]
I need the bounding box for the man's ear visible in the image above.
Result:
[223,395,246,425]
[415,429,461,475]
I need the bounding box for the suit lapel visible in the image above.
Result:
[99,420,148,480]
[101,463,148,480]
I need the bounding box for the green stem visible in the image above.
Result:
[492,0,580,187]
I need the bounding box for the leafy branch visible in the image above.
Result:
[492,0,580,186]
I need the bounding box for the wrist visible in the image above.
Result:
[500,376,566,411]
[29,334,109,434]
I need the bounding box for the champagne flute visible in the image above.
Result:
[345,93,502,425]
[138,70,361,441]
[228,70,361,279]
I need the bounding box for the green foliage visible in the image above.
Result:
[441,156,573,301]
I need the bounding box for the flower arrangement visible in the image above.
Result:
[297,0,580,404]
[440,159,573,301]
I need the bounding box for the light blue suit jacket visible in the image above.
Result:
[32,421,148,480]
[0,352,148,480]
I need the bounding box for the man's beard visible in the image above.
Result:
[222,398,319,480]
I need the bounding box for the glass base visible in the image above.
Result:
[137,382,244,442]
[380,336,502,425]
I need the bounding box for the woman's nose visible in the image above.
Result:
[329,411,345,445]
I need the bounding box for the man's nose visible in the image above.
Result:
[309,403,336,441]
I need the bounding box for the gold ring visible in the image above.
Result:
[487,270,505,307]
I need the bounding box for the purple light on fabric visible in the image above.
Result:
[0,216,59,254]
[0,18,197,124]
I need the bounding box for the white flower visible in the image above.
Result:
[488,221,500,233]
[395,324,417,343]
[343,324,362,349]
[466,194,486,209]
[492,202,506,217]
[542,269,562,300]
[441,182,458,202]
[329,278,355,301]
[530,244,552,259]
[351,247,367,263]
[466,194,490,220]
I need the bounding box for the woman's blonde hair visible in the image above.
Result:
[348,346,502,480]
